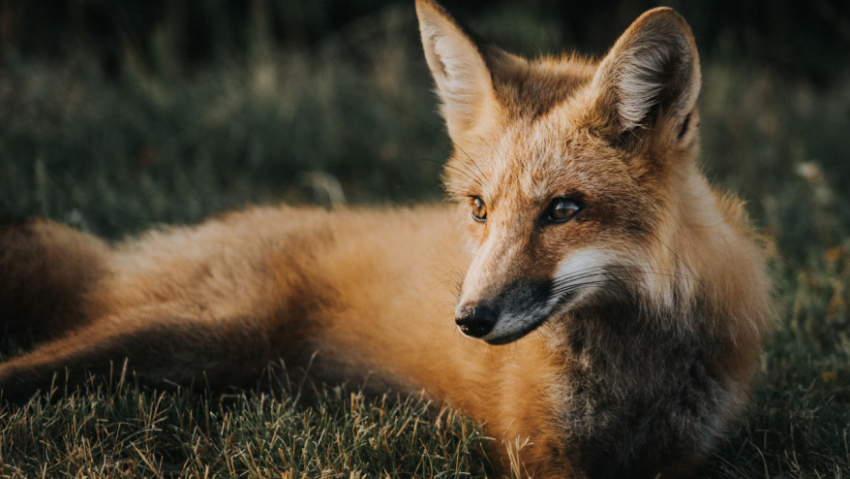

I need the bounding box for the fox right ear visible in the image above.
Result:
[590,8,701,148]
[416,0,500,143]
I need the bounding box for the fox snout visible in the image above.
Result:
[454,280,556,345]
[455,245,618,344]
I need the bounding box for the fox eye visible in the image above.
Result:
[544,198,582,224]
[471,197,487,223]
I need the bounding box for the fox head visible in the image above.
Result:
[416,0,706,344]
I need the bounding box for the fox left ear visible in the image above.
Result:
[591,7,701,147]
[416,0,502,143]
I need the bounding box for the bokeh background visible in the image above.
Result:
[1,0,849,476]
[2,0,849,245]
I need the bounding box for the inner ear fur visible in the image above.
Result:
[415,0,512,143]
[591,7,701,148]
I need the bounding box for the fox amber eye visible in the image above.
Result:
[471,197,487,223]
[545,198,582,224]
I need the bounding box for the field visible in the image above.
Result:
[1,2,849,478]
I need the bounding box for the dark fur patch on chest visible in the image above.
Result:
[559,298,729,478]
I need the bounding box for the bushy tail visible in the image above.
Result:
[0,218,110,345]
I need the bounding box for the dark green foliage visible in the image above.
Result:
[0,2,848,478]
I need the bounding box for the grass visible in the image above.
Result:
[0,366,492,478]
[1,3,849,478]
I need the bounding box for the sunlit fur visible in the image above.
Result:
[0,2,771,478]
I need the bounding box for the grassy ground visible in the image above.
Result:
[1,4,849,478]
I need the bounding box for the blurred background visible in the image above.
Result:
[0,0,847,260]
[1,0,848,251]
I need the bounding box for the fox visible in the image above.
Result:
[0,1,772,478]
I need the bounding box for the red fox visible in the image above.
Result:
[0,1,771,477]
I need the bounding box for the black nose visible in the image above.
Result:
[455,305,497,338]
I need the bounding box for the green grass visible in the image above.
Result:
[1,4,849,478]
[0,367,492,478]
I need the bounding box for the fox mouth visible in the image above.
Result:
[482,289,578,345]
[484,315,549,345]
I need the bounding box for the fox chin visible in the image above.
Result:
[0,1,772,477]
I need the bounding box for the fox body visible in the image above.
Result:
[0,1,771,477]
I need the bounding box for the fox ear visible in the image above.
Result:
[416,0,500,142]
[591,7,701,146]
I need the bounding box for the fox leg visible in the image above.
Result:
[0,218,110,344]
[0,307,284,404]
